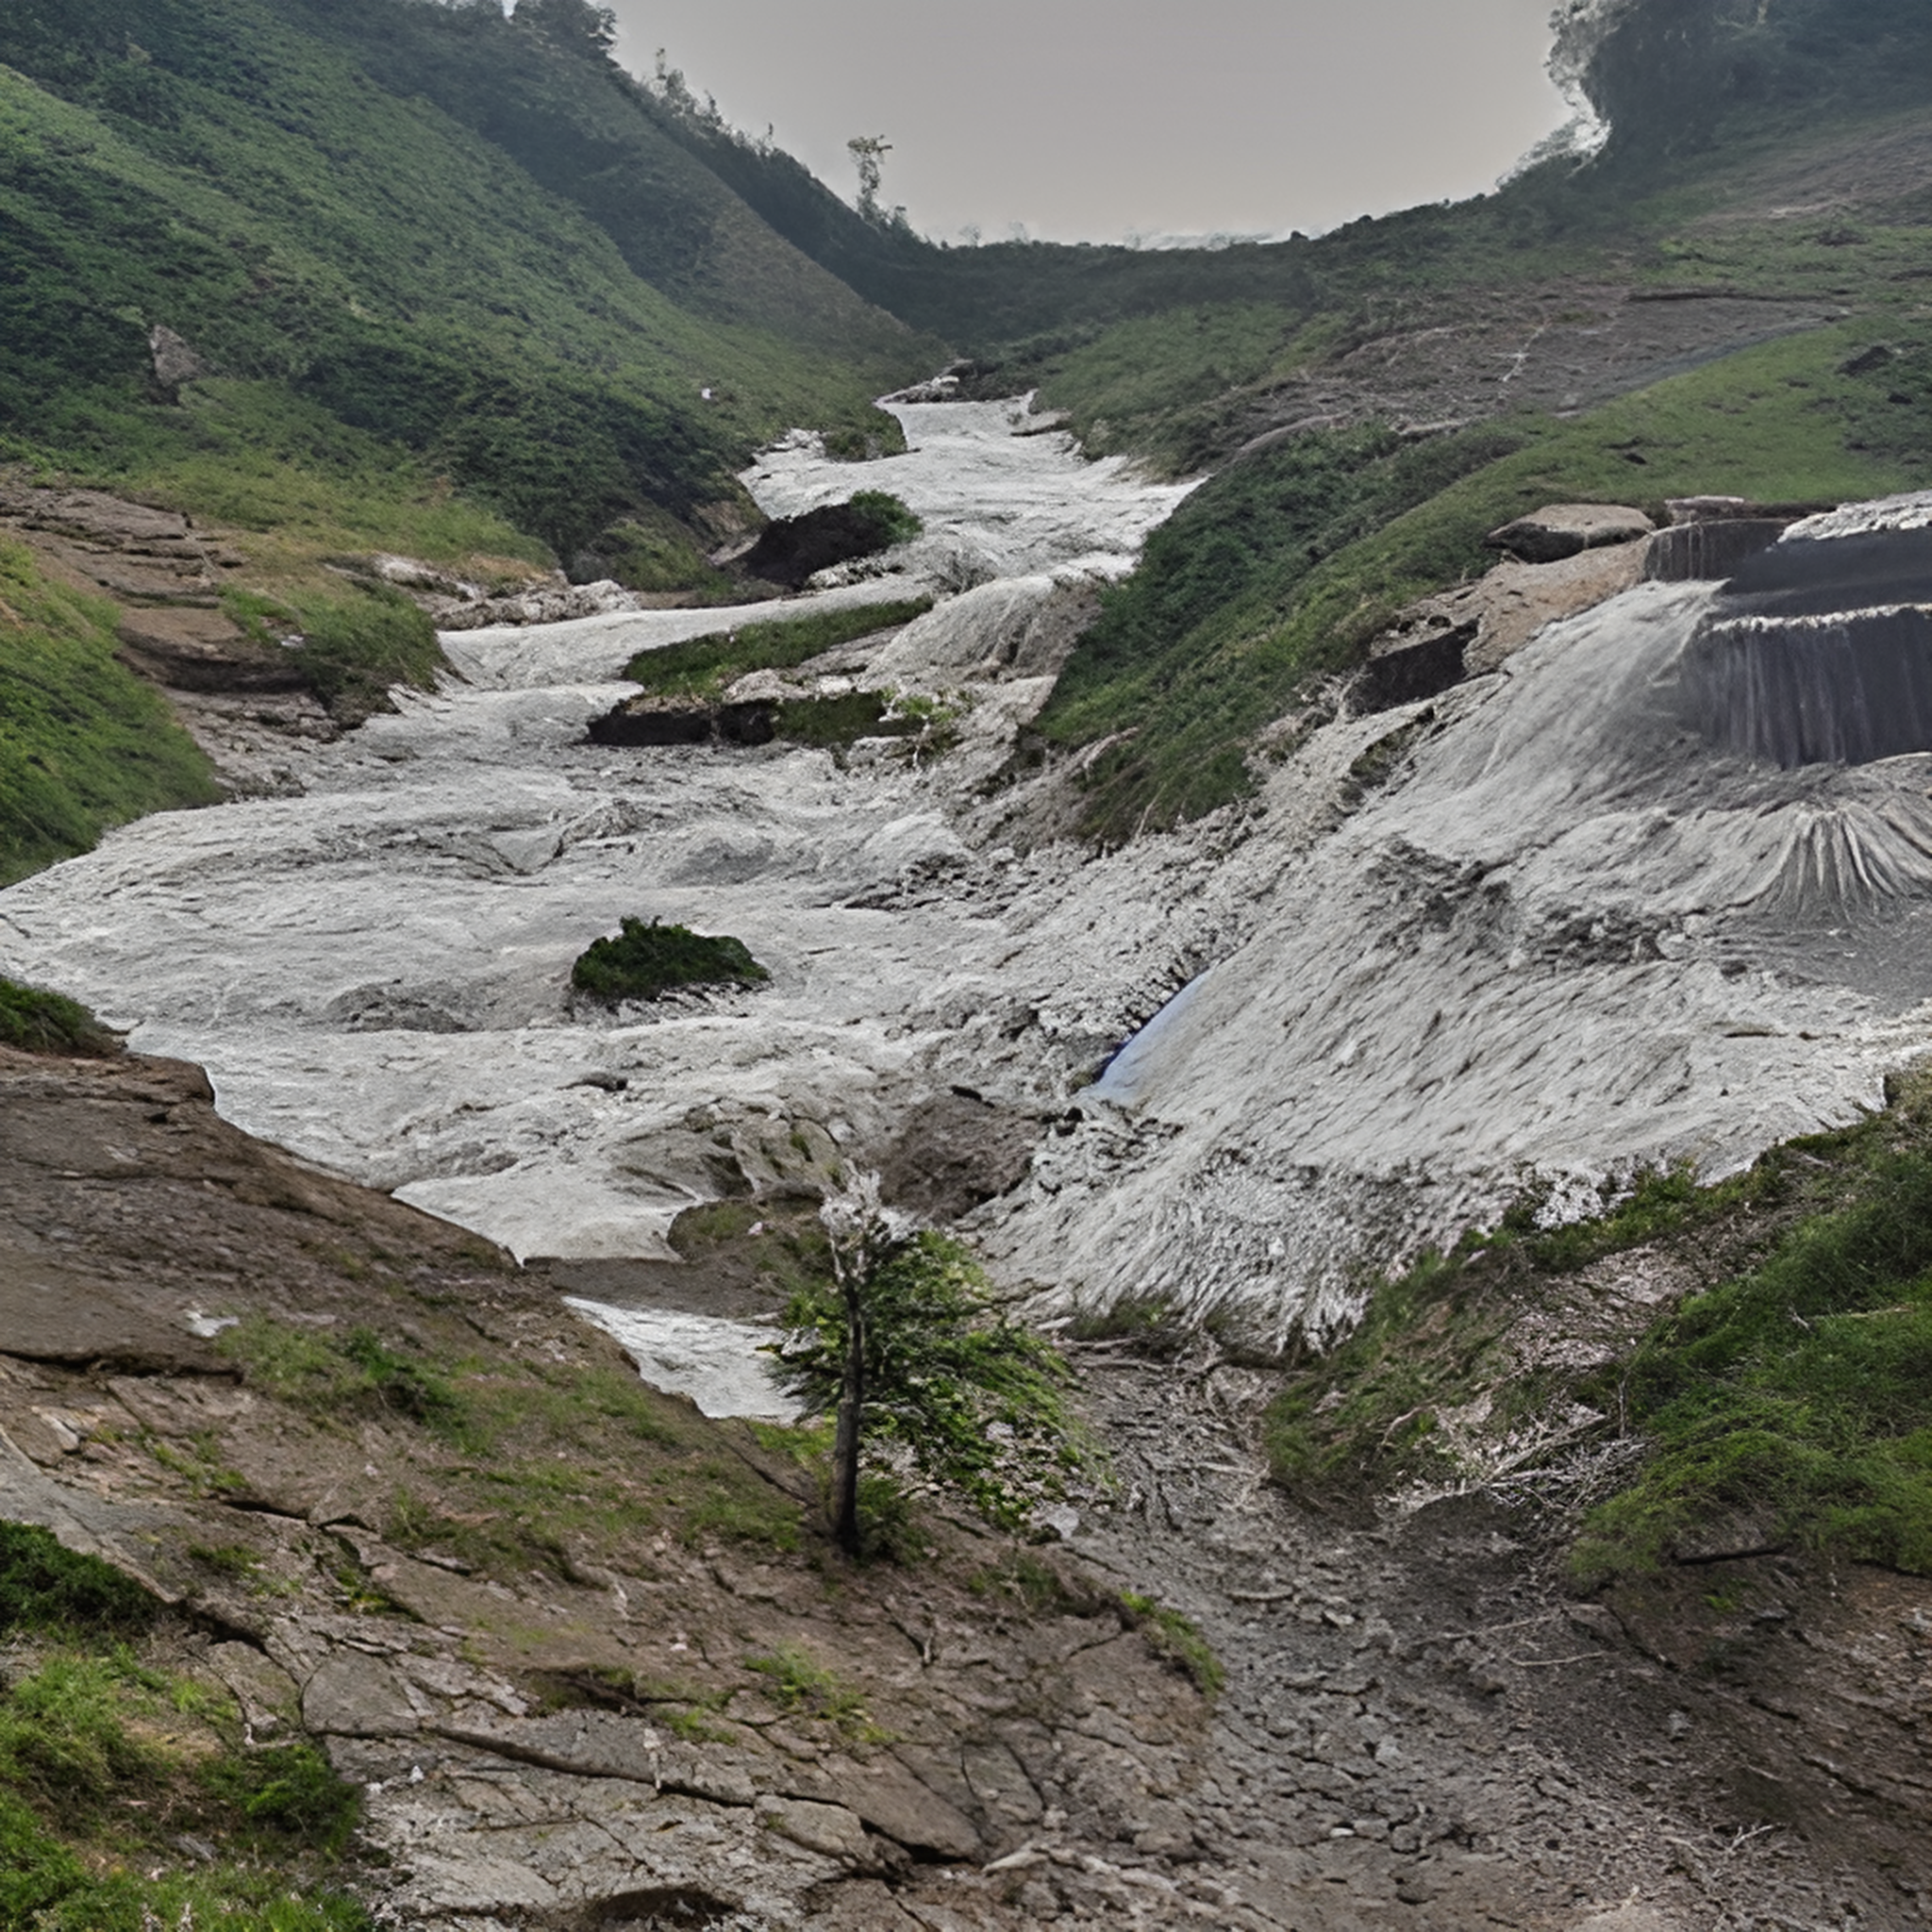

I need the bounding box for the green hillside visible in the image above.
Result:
[0,542,221,888]
[0,0,933,570]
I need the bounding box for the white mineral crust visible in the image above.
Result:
[5,405,1932,1380]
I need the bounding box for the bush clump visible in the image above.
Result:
[0,1524,155,1639]
[0,978,122,1058]
[571,918,771,1004]
[622,596,933,699]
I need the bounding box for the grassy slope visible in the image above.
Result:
[1264,1070,1932,1590]
[1041,312,1932,836]
[0,541,221,887]
[0,0,929,565]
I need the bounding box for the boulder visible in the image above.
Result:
[821,1756,983,1861]
[875,1091,1041,1221]
[148,325,207,390]
[756,1795,873,1865]
[1357,620,1474,712]
[587,698,714,747]
[1485,504,1656,565]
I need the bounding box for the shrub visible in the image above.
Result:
[571,919,770,1004]
[0,978,121,1058]
[0,1524,155,1638]
[771,1174,1085,1552]
[202,1742,361,1853]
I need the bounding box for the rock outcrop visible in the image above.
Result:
[1485,503,1656,564]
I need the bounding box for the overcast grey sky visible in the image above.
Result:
[605,0,1574,244]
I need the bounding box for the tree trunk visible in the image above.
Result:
[832,1279,865,1557]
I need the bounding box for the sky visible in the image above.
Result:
[603,0,1576,245]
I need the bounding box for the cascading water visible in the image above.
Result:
[1680,497,1932,768]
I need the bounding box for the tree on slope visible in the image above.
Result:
[772,1173,1081,1557]
[515,0,617,58]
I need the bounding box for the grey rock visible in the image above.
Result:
[302,1655,419,1738]
[823,1756,983,1860]
[963,1739,1044,1823]
[1486,504,1656,564]
[757,1795,872,1865]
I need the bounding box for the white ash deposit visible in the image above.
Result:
[6,402,1932,1379]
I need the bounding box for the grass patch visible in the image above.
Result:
[1262,1156,1803,1507]
[224,581,444,725]
[0,977,121,1058]
[573,506,738,600]
[744,1644,875,1734]
[0,1790,372,1932]
[1257,1078,1932,1591]
[525,1666,735,1742]
[0,1634,367,1932]
[1574,1122,1932,1585]
[0,539,222,885]
[1118,1591,1224,1699]
[571,918,770,1005]
[220,1319,461,1437]
[774,691,920,750]
[620,596,933,700]
[0,1524,156,1639]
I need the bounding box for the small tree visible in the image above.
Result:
[772,1174,1081,1557]
[846,136,892,222]
[515,0,617,58]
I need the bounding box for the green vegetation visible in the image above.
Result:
[1263,1156,1796,1507]
[1264,1073,1932,1589]
[622,597,933,700]
[225,580,444,724]
[570,918,771,1005]
[1118,1592,1225,1699]
[220,1315,808,1582]
[1042,318,1932,837]
[573,507,738,600]
[744,1643,874,1734]
[0,1524,155,1638]
[774,691,948,756]
[772,1174,1085,1553]
[0,976,121,1058]
[221,1318,462,1437]
[0,0,924,578]
[528,1665,736,1744]
[1575,1124,1932,1583]
[0,540,221,883]
[0,1535,367,1932]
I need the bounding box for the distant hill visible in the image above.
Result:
[0,0,937,569]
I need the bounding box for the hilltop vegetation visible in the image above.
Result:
[0,0,930,574]
[0,0,1928,861]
